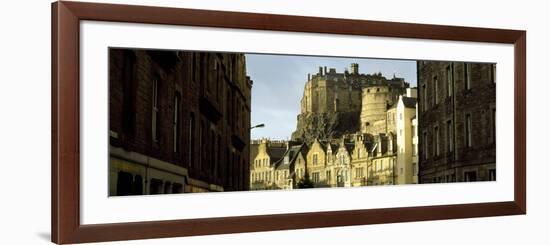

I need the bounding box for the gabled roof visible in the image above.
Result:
[343,143,355,154]
[327,143,339,153]
[401,96,417,108]
[268,147,286,163]
[249,144,259,161]
[274,143,306,170]
[308,138,327,153]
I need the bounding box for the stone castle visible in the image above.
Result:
[292,63,410,142]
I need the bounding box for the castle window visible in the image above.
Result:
[465,113,472,147]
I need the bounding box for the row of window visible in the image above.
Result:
[311,170,350,183]
[372,158,395,173]
[254,158,270,168]
[151,82,247,187]
[422,110,495,160]
[117,52,250,190]
[252,170,290,183]
[427,169,496,183]
[421,63,496,111]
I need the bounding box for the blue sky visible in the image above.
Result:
[246,53,417,140]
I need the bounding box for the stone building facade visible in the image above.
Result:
[417,61,496,183]
[367,133,397,185]
[394,95,419,185]
[109,48,252,196]
[249,139,287,190]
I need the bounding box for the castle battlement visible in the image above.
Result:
[293,63,410,143]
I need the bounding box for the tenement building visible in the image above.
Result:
[417,61,496,183]
[109,49,252,195]
[249,139,287,190]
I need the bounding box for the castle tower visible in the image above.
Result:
[351,63,359,75]
[360,86,393,135]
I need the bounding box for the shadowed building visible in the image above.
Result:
[109,49,252,195]
[417,61,496,183]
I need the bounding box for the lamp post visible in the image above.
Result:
[250,123,265,130]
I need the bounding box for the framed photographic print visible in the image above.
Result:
[51,1,526,244]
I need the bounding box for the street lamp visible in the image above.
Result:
[250,123,265,129]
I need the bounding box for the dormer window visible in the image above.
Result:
[284,156,289,165]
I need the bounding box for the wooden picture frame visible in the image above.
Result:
[51,1,526,244]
